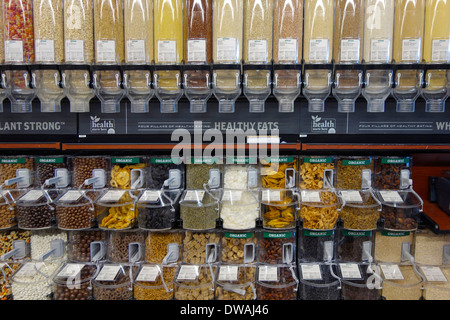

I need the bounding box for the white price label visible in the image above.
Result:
[222,190,242,202]
[258,265,279,282]
[16,262,45,277]
[218,265,239,281]
[340,190,363,203]
[278,39,298,62]
[309,39,329,62]
[187,39,207,62]
[262,190,281,202]
[379,190,404,203]
[157,40,177,63]
[339,263,362,279]
[177,265,199,281]
[65,40,85,62]
[36,40,55,62]
[301,264,323,280]
[402,39,421,62]
[59,190,85,202]
[20,190,45,202]
[5,40,24,62]
[216,37,238,62]
[57,263,85,278]
[139,190,161,203]
[126,40,146,62]
[370,39,391,62]
[247,40,268,62]
[95,265,122,281]
[183,190,205,202]
[420,266,447,282]
[340,39,360,62]
[99,190,126,202]
[97,40,116,62]
[380,264,404,280]
[431,39,450,62]
[301,190,321,203]
[136,265,161,282]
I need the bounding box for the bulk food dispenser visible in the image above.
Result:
[362,0,394,113]
[62,0,95,113]
[212,0,243,113]
[3,0,36,113]
[183,0,213,113]
[122,0,154,113]
[242,0,273,113]
[32,0,65,113]
[332,0,364,113]
[272,0,303,113]
[93,0,125,113]
[153,0,184,113]
[421,0,449,113]
[302,0,334,113]
[392,0,426,113]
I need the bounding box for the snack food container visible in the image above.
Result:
[173,264,216,300]
[0,189,23,230]
[299,156,335,190]
[338,189,381,230]
[180,189,221,231]
[147,156,185,190]
[107,229,145,263]
[298,262,341,300]
[379,263,424,300]
[144,230,182,264]
[133,264,177,300]
[185,157,222,190]
[0,262,21,300]
[336,156,373,190]
[421,265,450,300]
[260,156,298,189]
[336,229,376,263]
[0,156,35,188]
[55,189,101,230]
[373,157,412,190]
[299,189,342,230]
[258,230,296,264]
[52,262,99,300]
[109,156,150,190]
[11,259,62,300]
[260,189,299,230]
[182,230,220,265]
[15,189,61,230]
[137,189,181,231]
[35,156,68,187]
[375,189,423,231]
[220,189,259,230]
[298,228,336,263]
[215,264,256,300]
[339,262,382,300]
[96,189,141,230]
[374,230,415,263]
[221,231,257,264]
[67,229,108,262]
[69,156,110,189]
[256,264,298,300]
[92,263,138,300]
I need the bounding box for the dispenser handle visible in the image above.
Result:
[1,240,27,261]
[90,241,105,262]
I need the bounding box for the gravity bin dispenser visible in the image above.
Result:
[4,66,36,113]
[212,64,242,113]
[61,66,95,113]
[302,64,333,113]
[272,65,302,113]
[123,65,154,114]
[32,65,65,113]
[362,64,394,113]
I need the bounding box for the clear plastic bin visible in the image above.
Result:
[0,156,35,188]
[29,229,68,261]
[0,262,21,300]
[298,228,336,263]
[260,189,298,230]
[92,264,137,300]
[224,157,259,189]
[373,156,412,190]
[137,189,181,231]
[376,189,423,231]
[67,229,108,262]
[11,259,62,300]
[260,156,298,189]
[35,156,68,187]
[15,189,61,230]
[221,231,257,264]
[174,264,216,300]
[70,156,110,189]
[336,156,373,190]
[339,263,382,300]
[338,189,381,230]
[52,262,99,300]
[380,263,424,300]
[299,190,342,230]
[0,189,23,230]
[133,264,177,300]
[0,229,31,261]
[298,263,341,300]
[215,264,256,300]
[107,229,145,263]
[185,157,223,190]
[299,156,335,190]
[109,156,149,190]
[220,189,259,230]
[421,265,450,300]
[96,189,140,230]
[337,229,376,263]
[180,189,221,231]
[144,230,182,264]
[147,156,185,190]
[374,230,415,263]
[182,230,221,265]
[256,264,298,300]
[258,230,296,264]
[55,189,101,230]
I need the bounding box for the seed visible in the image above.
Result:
[124,0,153,64]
